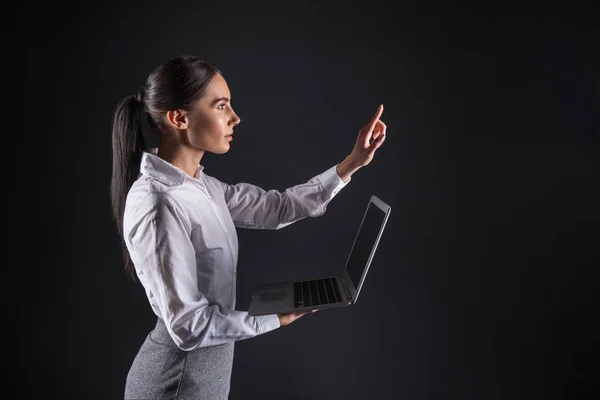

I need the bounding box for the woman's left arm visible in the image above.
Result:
[215,163,350,229]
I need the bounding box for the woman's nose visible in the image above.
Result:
[231,112,241,126]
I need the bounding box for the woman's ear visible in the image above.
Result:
[165,109,189,130]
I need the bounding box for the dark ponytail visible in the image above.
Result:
[111,93,146,280]
[111,55,221,281]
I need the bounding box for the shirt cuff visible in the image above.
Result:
[255,314,281,334]
[319,164,351,196]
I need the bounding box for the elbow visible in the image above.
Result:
[274,220,295,230]
[173,335,197,351]
[308,204,326,218]
[273,193,319,228]
[165,321,204,351]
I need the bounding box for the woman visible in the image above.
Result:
[111,55,386,399]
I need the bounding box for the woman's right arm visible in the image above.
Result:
[125,192,281,351]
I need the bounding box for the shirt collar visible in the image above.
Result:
[140,151,205,186]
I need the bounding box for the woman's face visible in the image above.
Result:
[183,73,241,154]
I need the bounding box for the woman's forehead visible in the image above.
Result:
[206,73,231,98]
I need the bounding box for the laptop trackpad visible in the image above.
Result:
[260,291,287,303]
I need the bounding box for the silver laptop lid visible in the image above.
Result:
[342,195,391,303]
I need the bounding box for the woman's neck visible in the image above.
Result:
[156,145,204,178]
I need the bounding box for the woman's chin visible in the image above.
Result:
[213,144,231,154]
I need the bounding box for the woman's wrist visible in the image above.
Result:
[336,156,361,183]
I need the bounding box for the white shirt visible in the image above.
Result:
[123,151,351,351]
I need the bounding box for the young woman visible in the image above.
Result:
[111,55,386,399]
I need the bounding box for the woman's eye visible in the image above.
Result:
[218,103,226,110]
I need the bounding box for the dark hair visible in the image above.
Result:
[110,55,221,280]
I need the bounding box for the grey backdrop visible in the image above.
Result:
[23,2,599,399]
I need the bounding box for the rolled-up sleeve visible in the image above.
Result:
[127,192,280,350]
[218,164,350,229]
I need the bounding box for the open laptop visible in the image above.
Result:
[248,194,391,316]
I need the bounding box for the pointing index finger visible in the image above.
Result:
[367,104,384,132]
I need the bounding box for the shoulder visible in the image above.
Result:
[126,177,188,220]
[201,172,229,193]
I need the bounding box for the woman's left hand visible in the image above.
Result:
[347,104,387,168]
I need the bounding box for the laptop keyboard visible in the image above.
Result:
[294,277,343,308]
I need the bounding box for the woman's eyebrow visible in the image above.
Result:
[211,97,230,106]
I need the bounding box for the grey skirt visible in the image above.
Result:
[125,318,235,400]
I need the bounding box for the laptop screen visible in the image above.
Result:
[346,201,386,290]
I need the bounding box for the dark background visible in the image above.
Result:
[23,1,599,399]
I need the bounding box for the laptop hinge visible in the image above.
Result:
[339,276,352,301]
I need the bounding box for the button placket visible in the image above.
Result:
[208,204,228,238]
[202,190,231,241]
[194,182,211,202]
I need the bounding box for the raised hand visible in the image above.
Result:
[348,104,387,168]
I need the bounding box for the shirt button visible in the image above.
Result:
[225,232,229,236]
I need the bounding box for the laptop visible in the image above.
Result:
[248,194,391,316]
